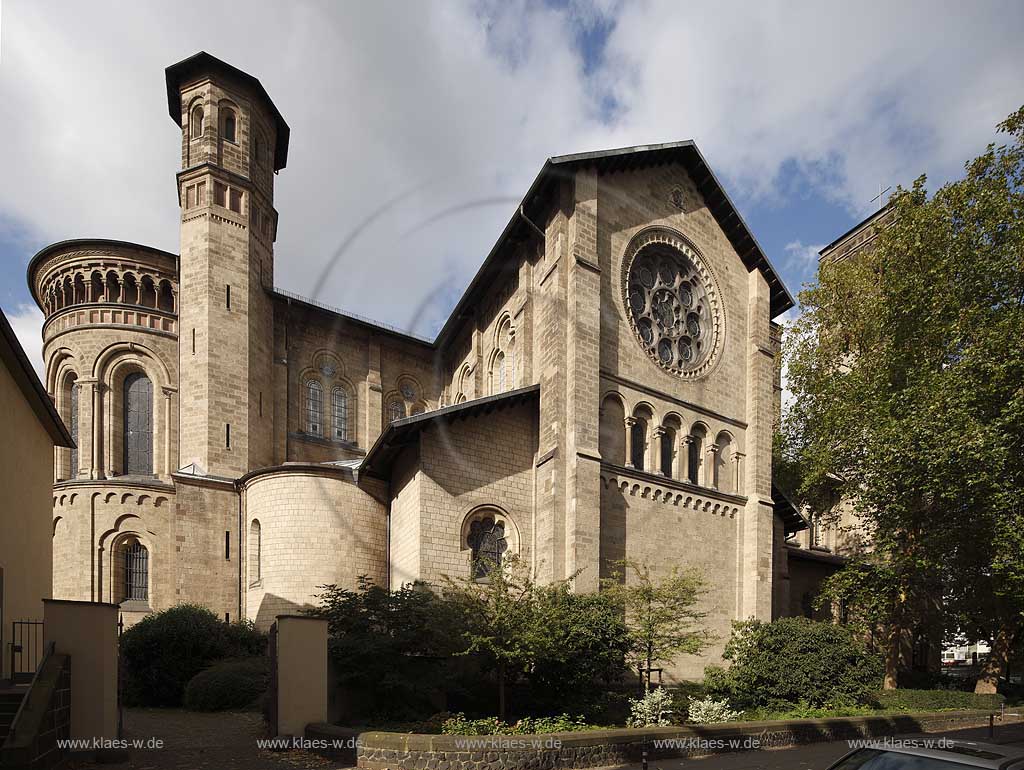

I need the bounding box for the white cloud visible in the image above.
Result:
[0,1,1021,338]
[596,0,1024,214]
[784,240,826,268]
[3,303,45,380]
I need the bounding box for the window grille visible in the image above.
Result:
[388,400,406,423]
[306,380,323,435]
[332,388,348,441]
[124,541,149,602]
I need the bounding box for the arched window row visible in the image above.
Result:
[42,270,175,316]
[302,366,357,443]
[384,377,428,429]
[598,394,745,494]
[489,318,517,396]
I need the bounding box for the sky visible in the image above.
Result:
[2,0,1023,377]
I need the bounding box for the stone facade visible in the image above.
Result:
[30,52,812,674]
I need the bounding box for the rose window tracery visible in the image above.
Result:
[622,230,722,378]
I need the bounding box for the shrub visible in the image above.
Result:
[686,696,741,724]
[439,713,590,735]
[183,657,269,711]
[704,617,883,710]
[627,688,674,727]
[120,604,268,707]
[872,689,1004,712]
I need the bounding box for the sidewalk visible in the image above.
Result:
[616,721,1024,770]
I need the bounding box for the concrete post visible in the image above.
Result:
[42,599,119,742]
[276,615,328,737]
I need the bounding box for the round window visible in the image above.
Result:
[621,230,722,378]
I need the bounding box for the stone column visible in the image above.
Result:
[733,451,745,494]
[679,435,692,482]
[705,443,719,488]
[162,386,175,476]
[623,417,636,468]
[651,426,666,475]
[91,381,105,480]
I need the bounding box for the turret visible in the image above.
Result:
[166,52,289,477]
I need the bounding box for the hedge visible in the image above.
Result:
[872,689,1004,712]
[184,657,270,711]
[120,604,267,707]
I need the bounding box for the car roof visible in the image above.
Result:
[864,739,1024,769]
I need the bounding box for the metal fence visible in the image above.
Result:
[9,620,44,684]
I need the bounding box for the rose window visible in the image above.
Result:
[622,231,721,378]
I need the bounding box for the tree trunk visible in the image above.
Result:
[975,625,1014,695]
[645,642,653,693]
[884,624,903,690]
[497,660,507,720]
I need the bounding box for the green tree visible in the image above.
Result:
[309,577,461,719]
[441,555,555,720]
[600,560,712,691]
[785,106,1024,692]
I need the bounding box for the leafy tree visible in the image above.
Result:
[309,576,462,719]
[440,555,560,720]
[785,106,1024,692]
[600,560,711,691]
[527,584,631,715]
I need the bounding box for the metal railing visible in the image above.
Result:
[9,620,44,685]
[5,640,56,745]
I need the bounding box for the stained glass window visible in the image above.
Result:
[625,236,717,376]
[467,517,508,579]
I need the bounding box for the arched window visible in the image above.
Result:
[123,373,153,476]
[66,376,79,479]
[190,104,204,139]
[687,427,705,485]
[493,351,506,394]
[140,276,156,308]
[630,417,647,470]
[305,380,323,435]
[599,395,626,466]
[158,281,174,312]
[123,540,149,603]
[222,109,237,143]
[332,387,348,441]
[660,426,676,477]
[715,432,734,493]
[248,520,262,585]
[467,516,508,580]
[387,400,406,424]
[122,274,139,305]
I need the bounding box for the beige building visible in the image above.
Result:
[30,52,813,677]
[0,307,73,681]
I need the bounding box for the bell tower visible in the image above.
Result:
[166,52,289,477]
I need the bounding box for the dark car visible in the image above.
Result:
[826,739,1024,769]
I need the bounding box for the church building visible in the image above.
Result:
[31,52,810,677]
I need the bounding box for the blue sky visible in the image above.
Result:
[2,0,1022,371]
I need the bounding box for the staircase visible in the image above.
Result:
[0,689,26,746]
